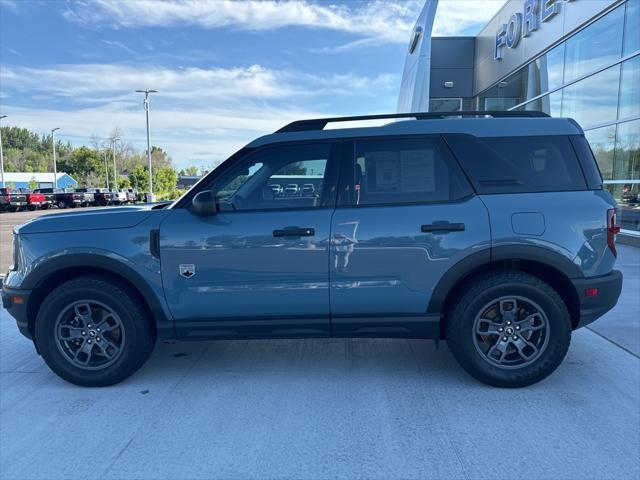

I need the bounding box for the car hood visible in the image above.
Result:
[16,205,166,234]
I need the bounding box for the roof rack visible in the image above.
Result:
[277,110,550,133]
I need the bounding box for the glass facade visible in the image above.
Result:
[477,1,640,233]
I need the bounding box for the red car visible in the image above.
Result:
[20,190,46,211]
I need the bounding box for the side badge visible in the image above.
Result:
[179,264,195,278]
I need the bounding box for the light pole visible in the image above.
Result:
[51,127,60,188]
[103,149,110,189]
[136,89,157,202]
[0,115,6,188]
[112,136,119,190]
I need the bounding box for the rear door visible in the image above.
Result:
[330,135,491,337]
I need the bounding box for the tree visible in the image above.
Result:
[59,146,104,187]
[128,164,149,191]
[28,177,38,190]
[182,166,199,176]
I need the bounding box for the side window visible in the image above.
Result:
[339,137,472,206]
[445,134,588,194]
[211,142,339,211]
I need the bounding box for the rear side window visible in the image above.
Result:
[445,134,588,194]
[339,137,472,207]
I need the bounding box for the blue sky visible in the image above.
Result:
[0,0,504,169]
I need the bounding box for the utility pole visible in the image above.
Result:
[0,115,6,188]
[112,138,118,189]
[103,149,110,189]
[51,127,60,188]
[135,89,157,202]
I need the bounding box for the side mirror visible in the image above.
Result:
[191,190,217,216]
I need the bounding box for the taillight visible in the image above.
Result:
[607,208,620,257]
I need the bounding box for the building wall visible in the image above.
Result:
[474,0,618,95]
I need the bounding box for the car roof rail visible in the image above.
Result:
[277,110,550,133]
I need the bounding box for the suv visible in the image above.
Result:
[1,111,623,387]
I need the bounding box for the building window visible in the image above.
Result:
[563,4,624,83]
[429,98,462,112]
[619,56,640,120]
[623,0,640,56]
[561,63,621,129]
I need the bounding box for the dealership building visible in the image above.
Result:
[400,0,639,235]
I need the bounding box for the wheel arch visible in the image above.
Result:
[24,254,173,342]
[429,246,582,335]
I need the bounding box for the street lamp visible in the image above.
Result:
[103,149,110,189]
[111,135,119,190]
[51,127,60,188]
[0,115,6,188]
[135,89,157,202]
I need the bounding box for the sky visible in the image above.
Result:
[0,0,505,170]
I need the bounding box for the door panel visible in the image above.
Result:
[159,141,340,339]
[330,136,491,336]
[161,208,333,338]
[330,198,490,317]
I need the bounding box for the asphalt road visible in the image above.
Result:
[0,210,639,480]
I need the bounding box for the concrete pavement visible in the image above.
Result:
[1,212,638,479]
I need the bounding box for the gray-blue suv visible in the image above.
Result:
[2,111,623,387]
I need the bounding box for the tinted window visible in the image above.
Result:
[445,134,588,194]
[211,142,338,211]
[339,137,472,206]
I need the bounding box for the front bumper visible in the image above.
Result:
[572,270,623,328]
[1,282,32,339]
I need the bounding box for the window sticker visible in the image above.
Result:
[400,150,435,192]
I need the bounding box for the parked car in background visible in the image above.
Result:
[284,183,299,196]
[301,183,315,196]
[115,189,129,205]
[0,188,27,212]
[126,189,137,203]
[19,189,46,211]
[55,189,84,209]
[93,188,115,206]
[33,188,57,209]
[73,188,96,207]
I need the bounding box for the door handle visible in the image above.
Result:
[421,222,465,233]
[273,227,315,237]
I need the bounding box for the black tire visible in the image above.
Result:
[69,202,77,208]
[57,200,67,209]
[41,204,50,210]
[35,275,156,387]
[27,205,36,211]
[7,205,17,212]
[445,270,571,388]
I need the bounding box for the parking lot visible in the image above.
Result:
[1,209,639,480]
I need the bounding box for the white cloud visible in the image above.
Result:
[62,0,506,42]
[0,63,398,168]
[63,0,422,43]
[433,0,506,36]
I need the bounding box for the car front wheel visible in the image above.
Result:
[35,275,156,387]
[446,270,571,388]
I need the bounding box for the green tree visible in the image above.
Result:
[59,146,104,187]
[28,176,38,190]
[128,164,149,191]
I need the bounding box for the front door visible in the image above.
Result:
[330,136,491,336]
[160,141,341,338]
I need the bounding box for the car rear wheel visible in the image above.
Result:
[446,270,571,388]
[57,200,67,209]
[35,276,156,387]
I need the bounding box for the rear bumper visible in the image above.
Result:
[1,283,32,339]
[572,270,623,328]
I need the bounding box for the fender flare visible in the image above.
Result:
[427,245,582,314]
[23,253,174,338]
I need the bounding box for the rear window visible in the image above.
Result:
[444,134,588,194]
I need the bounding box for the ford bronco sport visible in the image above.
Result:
[2,111,623,387]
